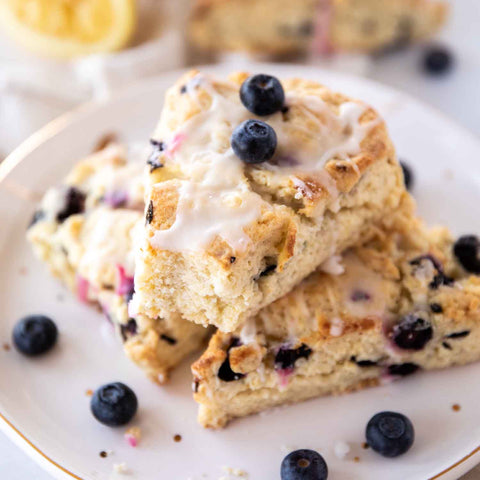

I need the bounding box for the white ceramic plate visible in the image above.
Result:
[1,64,480,480]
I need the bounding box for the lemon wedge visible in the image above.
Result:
[0,0,137,59]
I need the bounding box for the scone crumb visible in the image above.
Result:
[113,462,129,474]
[333,440,351,459]
[362,442,369,449]
[220,466,248,479]
[85,389,93,397]
[452,403,461,412]
[2,343,10,351]
[353,456,360,463]
[173,434,182,442]
[125,427,141,447]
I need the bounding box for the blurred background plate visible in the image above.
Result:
[1,64,480,480]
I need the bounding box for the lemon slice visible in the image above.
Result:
[0,0,137,59]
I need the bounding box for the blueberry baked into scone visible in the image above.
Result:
[189,0,448,56]
[133,70,407,332]
[192,203,480,428]
[27,144,209,383]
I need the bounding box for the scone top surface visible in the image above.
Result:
[145,70,387,260]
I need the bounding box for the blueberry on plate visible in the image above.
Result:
[281,449,328,480]
[91,382,138,427]
[240,74,285,116]
[399,161,413,191]
[423,46,453,75]
[391,314,433,350]
[231,119,277,164]
[12,315,58,356]
[366,411,414,457]
[453,235,480,274]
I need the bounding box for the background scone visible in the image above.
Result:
[27,144,209,383]
[134,70,407,332]
[192,209,480,428]
[190,0,448,56]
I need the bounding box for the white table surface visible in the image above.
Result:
[0,1,479,478]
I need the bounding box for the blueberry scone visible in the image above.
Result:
[27,144,209,383]
[133,70,406,332]
[190,0,448,56]
[192,207,480,428]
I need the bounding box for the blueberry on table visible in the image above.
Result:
[454,235,480,274]
[12,315,58,356]
[231,120,277,164]
[240,74,285,116]
[399,161,413,191]
[423,46,453,75]
[91,382,138,427]
[366,411,414,457]
[391,314,433,351]
[281,449,328,480]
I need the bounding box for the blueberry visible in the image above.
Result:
[391,314,433,350]
[91,382,138,427]
[57,187,86,223]
[275,344,312,370]
[423,46,453,75]
[145,201,154,225]
[240,74,285,116]
[400,161,413,191]
[366,411,414,458]
[147,139,164,172]
[218,338,245,382]
[281,449,328,480]
[120,319,137,342]
[454,235,480,274]
[388,363,419,377]
[232,120,277,164]
[12,315,58,356]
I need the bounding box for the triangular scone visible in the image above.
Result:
[192,207,480,428]
[27,144,209,384]
[189,0,447,55]
[134,70,407,332]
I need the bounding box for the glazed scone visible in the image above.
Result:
[134,70,407,332]
[27,144,209,383]
[190,0,448,55]
[192,210,480,428]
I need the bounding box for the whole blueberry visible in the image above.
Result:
[366,411,414,457]
[91,382,138,427]
[12,315,58,356]
[391,314,433,350]
[281,449,328,480]
[423,46,453,75]
[400,161,413,191]
[240,74,285,116]
[231,120,277,164]
[454,235,480,274]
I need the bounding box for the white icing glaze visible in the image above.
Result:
[320,254,345,275]
[41,187,68,221]
[329,317,344,337]
[78,210,140,283]
[149,73,376,253]
[239,318,257,345]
